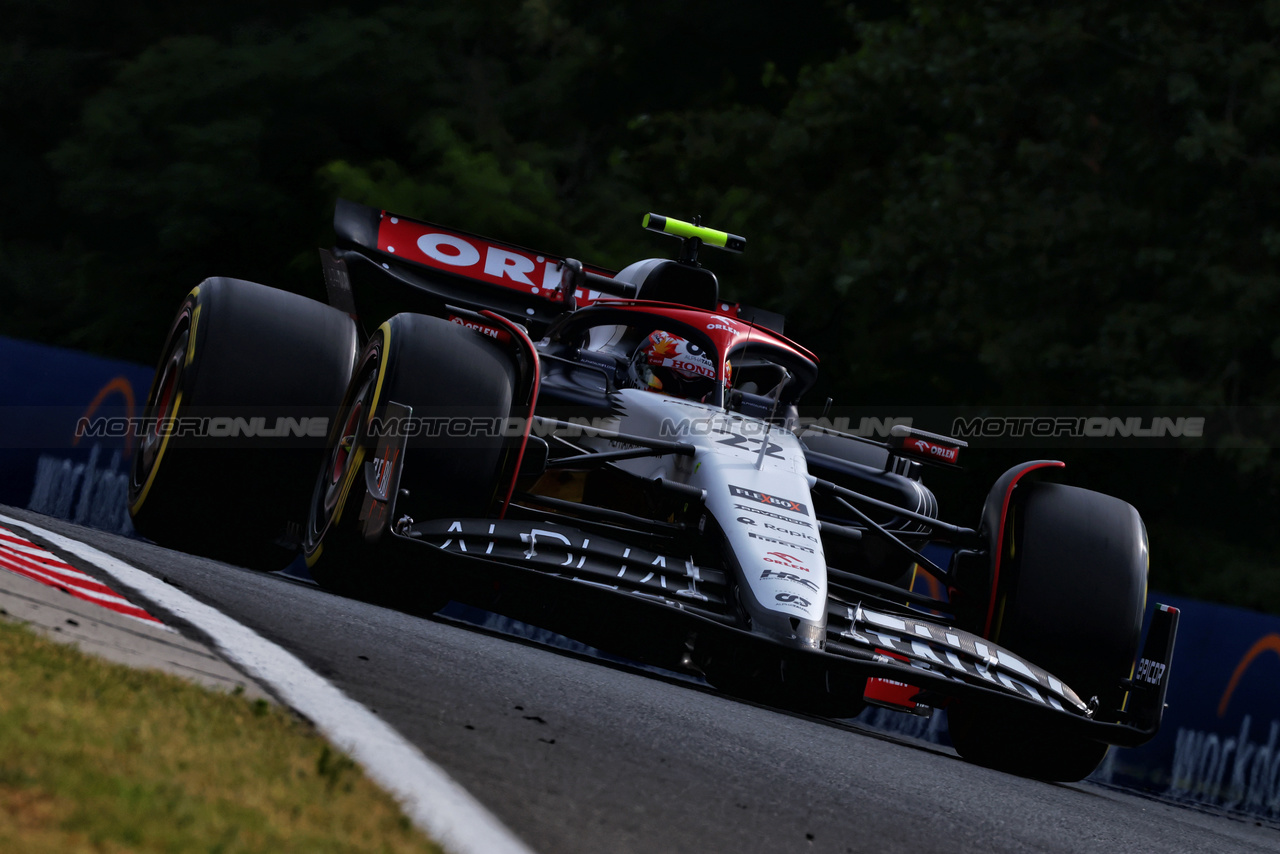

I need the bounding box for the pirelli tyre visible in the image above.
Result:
[128,278,359,569]
[303,312,517,602]
[947,481,1148,781]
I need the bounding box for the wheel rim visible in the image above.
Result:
[313,367,378,541]
[137,328,188,483]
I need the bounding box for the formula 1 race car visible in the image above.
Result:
[128,200,1179,782]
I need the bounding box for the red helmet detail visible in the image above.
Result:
[630,330,719,399]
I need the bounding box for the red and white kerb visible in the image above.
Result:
[0,525,161,624]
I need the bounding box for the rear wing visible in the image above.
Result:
[326,199,787,338]
[329,199,621,335]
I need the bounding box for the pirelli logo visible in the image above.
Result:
[729,485,809,516]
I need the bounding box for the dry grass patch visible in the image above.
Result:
[0,617,443,853]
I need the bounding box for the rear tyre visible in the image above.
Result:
[303,313,516,605]
[947,482,1147,781]
[128,278,358,569]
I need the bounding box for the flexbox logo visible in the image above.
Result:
[728,485,809,516]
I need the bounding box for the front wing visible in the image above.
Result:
[395,516,1178,747]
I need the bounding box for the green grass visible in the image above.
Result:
[0,617,444,854]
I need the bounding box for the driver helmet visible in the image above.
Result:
[629,330,721,400]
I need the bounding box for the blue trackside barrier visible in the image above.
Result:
[1093,594,1280,819]
[0,335,154,533]
[881,578,1280,821]
[3,336,1279,818]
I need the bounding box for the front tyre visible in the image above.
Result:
[947,481,1147,781]
[303,313,516,602]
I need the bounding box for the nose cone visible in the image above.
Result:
[738,579,826,649]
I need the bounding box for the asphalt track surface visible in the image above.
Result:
[8,509,1276,854]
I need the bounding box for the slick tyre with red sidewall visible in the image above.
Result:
[304,312,516,602]
[128,278,359,569]
[947,481,1148,781]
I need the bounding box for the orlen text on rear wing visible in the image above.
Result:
[328,199,619,335]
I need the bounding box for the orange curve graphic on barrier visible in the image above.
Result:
[71,376,138,455]
[1217,633,1280,718]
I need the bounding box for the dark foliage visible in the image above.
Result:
[3,1,1276,610]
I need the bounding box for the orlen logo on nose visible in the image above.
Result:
[764,551,810,572]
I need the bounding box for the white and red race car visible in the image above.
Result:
[129,200,1178,782]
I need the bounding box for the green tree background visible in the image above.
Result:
[3,0,1277,610]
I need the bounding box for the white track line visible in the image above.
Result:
[0,513,535,854]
